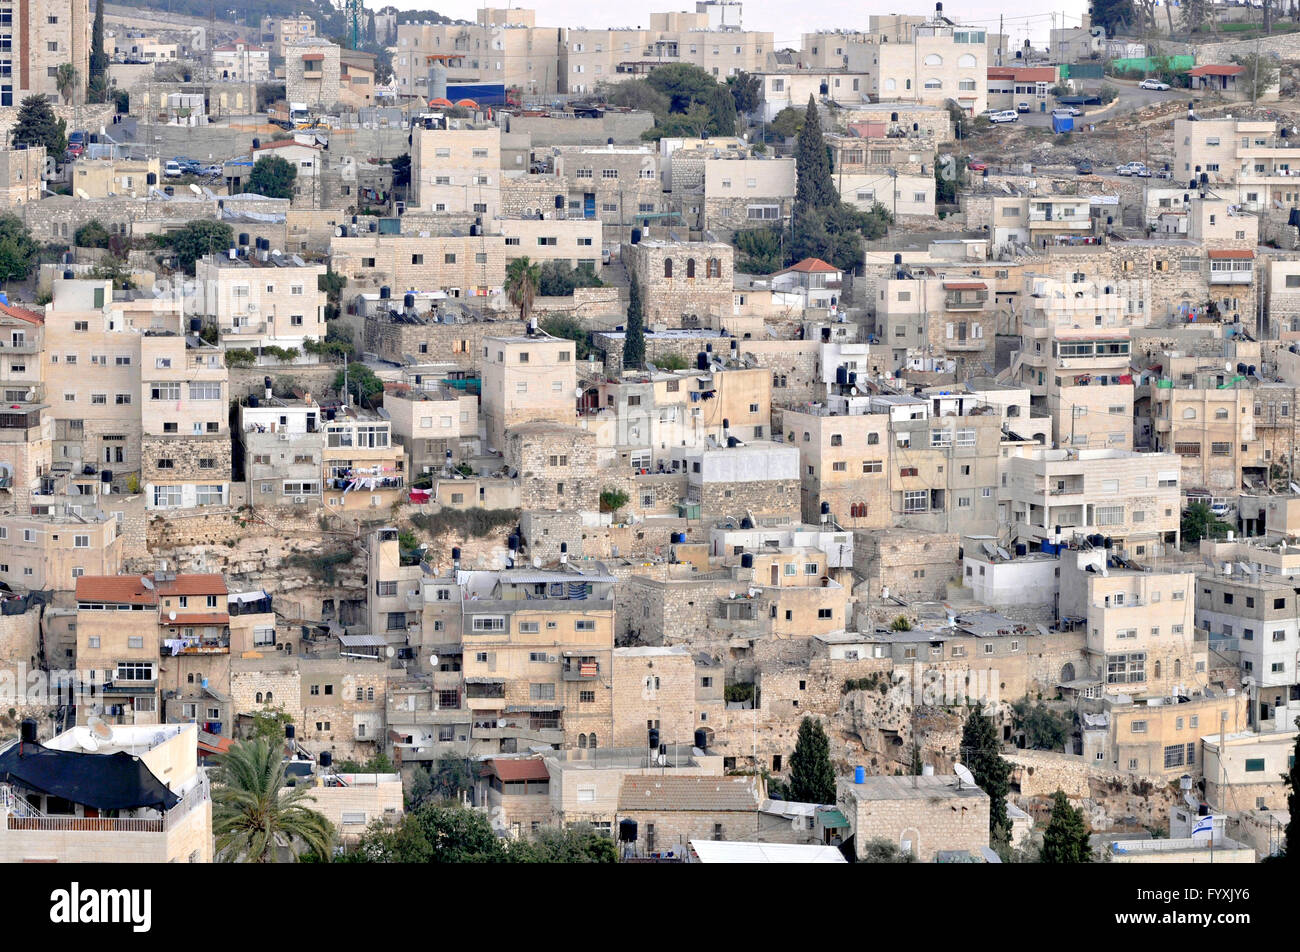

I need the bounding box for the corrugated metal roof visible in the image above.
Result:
[338,633,388,647]
[690,840,846,863]
[618,775,760,812]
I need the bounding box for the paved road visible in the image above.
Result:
[1012,81,1193,130]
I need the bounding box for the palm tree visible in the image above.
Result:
[55,63,78,105]
[504,256,541,325]
[211,737,335,862]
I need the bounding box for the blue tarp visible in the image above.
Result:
[1052,114,1075,134]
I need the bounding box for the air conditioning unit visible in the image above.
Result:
[548,654,558,663]
[293,495,307,504]
[278,433,290,441]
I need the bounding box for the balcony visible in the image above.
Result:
[562,659,600,681]
[944,293,988,311]
[944,338,987,351]
[1208,267,1252,285]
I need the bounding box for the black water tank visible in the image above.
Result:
[1248,365,1256,376]
[836,366,848,385]
[508,532,521,551]
[404,293,416,309]
[1237,363,1247,375]
[727,436,739,447]
[821,501,831,515]
[740,553,753,568]
[264,376,272,391]
[146,172,157,186]
[1015,543,1027,556]
[469,225,480,236]
[894,253,902,265]
[451,546,462,561]
[238,232,250,246]
[252,137,260,149]
[648,727,659,749]
[319,751,333,768]
[630,227,642,244]
[101,470,112,483]
[351,215,358,225]
[554,194,564,209]
[560,542,568,554]
[1104,537,1113,549]
[380,286,391,300]
[696,352,708,370]
[722,418,730,430]
[619,818,638,842]
[285,724,295,739]
[62,269,74,279]
[248,395,259,407]
[190,318,202,333]
[694,728,707,750]
[740,516,753,529]
[20,718,37,743]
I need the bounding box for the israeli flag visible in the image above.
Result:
[1193,815,1215,836]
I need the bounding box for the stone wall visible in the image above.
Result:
[363,314,526,369]
[854,529,961,601]
[501,111,655,146]
[141,436,232,484]
[504,424,598,512]
[696,478,801,524]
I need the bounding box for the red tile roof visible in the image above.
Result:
[1189,65,1244,77]
[1207,249,1255,259]
[944,281,987,290]
[253,139,322,152]
[483,758,549,782]
[785,258,840,274]
[75,576,159,605]
[0,302,43,326]
[301,52,326,61]
[155,574,228,597]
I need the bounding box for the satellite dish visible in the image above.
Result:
[189,183,202,195]
[429,654,439,668]
[76,188,90,200]
[386,646,395,658]
[141,576,154,590]
[81,733,99,752]
[169,611,177,621]
[532,555,541,568]
[496,719,505,729]
[90,718,114,742]
[954,763,977,788]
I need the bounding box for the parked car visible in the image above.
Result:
[1115,162,1147,176]
[1061,106,1083,117]
[164,160,183,177]
[201,164,223,177]
[967,160,988,172]
[1156,168,1173,179]
[989,110,1019,124]
[1016,101,1032,113]
[1134,166,1152,178]
[1076,160,1094,175]
[1139,78,1170,91]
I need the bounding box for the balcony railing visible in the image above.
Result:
[944,294,988,310]
[562,660,600,681]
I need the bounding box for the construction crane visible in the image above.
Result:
[344,0,365,50]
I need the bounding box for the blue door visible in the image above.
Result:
[584,193,596,219]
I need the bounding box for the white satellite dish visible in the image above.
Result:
[169,611,177,621]
[189,183,202,195]
[429,654,439,668]
[496,719,505,729]
[81,732,99,752]
[89,718,114,742]
[954,763,977,788]
[386,646,395,658]
[141,576,154,590]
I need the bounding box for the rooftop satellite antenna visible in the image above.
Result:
[89,717,114,743]
[954,762,976,789]
[141,576,154,590]
[169,611,177,621]
[429,654,439,668]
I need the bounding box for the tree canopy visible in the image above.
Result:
[75,220,112,249]
[1041,790,1092,863]
[538,260,603,297]
[788,716,836,804]
[961,703,1012,848]
[1011,700,1071,751]
[10,95,67,155]
[1181,502,1230,546]
[0,216,41,283]
[334,362,384,404]
[539,313,593,360]
[171,220,234,274]
[726,71,762,114]
[623,276,645,370]
[212,738,335,862]
[245,154,298,200]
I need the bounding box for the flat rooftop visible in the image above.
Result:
[844,774,988,800]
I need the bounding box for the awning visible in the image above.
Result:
[198,733,232,756]
[818,807,850,829]
[302,52,325,61]
[338,633,387,647]
[1207,249,1255,260]
[230,591,268,604]
[943,281,987,290]
[464,676,506,684]
[0,742,179,811]
[504,705,565,713]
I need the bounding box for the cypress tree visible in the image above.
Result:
[794,95,835,211]
[960,703,1012,846]
[1041,790,1092,863]
[623,276,645,371]
[89,1,108,103]
[788,716,836,805]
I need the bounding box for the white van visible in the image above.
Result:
[164,160,183,177]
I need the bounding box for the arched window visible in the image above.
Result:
[958,53,977,68]
[578,733,588,748]
[366,686,374,700]
[924,53,943,66]
[686,258,696,278]
[266,691,273,701]
[706,257,721,278]
[1215,408,1229,420]
[868,432,880,445]
[923,78,943,90]
[256,692,263,703]
[664,258,673,278]
[589,733,598,749]
[1174,659,1181,678]
[1154,660,1161,680]
[1183,408,1197,420]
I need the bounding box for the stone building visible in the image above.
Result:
[616,774,763,855]
[240,395,324,509]
[611,646,725,749]
[0,146,44,208]
[3,0,90,105]
[503,422,597,511]
[623,239,735,329]
[684,441,800,524]
[385,386,480,474]
[782,405,891,529]
[285,38,343,110]
[195,252,328,354]
[361,303,524,371]
[480,332,576,450]
[410,124,501,217]
[841,774,991,862]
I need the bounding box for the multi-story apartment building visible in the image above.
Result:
[195,252,327,354]
[753,69,872,120]
[998,446,1182,557]
[74,571,229,726]
[0,0,90,106]
[480,331,576,450]
[0,510,121,592]
[781,404,891,529]
[71,156,160,200]
[1012,277,1137,451]
[0,145,44,207]
[877,270,993,376]
[240,393,324,508]
[264,14,317,58]
[1092,691,1248,779]
[828,131,934,219]
[1174,116,1300,212]
[1059,547,1205,699]
[0,722,212,863]
[391,7,562,98]
[622,239,735,329]
[322,404,407,512]
[684,153,795,237]
[535,143,662,241]
[560,10,772,94]
[0,301,49,511]
[385,386,479,475]
[1196,567,1300,729]
[846,10,987,116]
[285,38,342,109]
[140,333,230,511]
[210,43,271,83]
[410,122,501,217]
